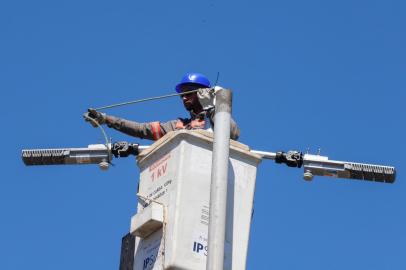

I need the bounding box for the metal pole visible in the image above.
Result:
[207,89,232,270]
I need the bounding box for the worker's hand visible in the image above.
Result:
[197,87,217,110]
[83,108,106,127]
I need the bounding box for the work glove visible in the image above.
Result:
[83,108,106,127]
[197,87,218,111]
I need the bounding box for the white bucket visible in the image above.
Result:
[131,130,261,270]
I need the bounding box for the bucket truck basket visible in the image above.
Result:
[127,130,261,270]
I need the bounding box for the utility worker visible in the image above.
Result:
[83,72,240,140]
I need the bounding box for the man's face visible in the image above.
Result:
[179,83,203,112]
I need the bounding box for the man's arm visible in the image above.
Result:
[197,88,240,141]
[105,115,178,141]
[229,117,241,141]
[83,109,178,141]
[207,109,240,141]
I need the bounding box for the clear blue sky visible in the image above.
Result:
[1,0,405,269]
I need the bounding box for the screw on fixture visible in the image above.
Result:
[303,170,314,181]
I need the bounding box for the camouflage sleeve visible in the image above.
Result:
[105,115,178,141]
[207,109,240,141]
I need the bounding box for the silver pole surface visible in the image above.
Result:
[207,89,232,270]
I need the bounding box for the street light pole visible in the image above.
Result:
[207,89,232,270]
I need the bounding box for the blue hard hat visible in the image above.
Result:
[175,73,211,93]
